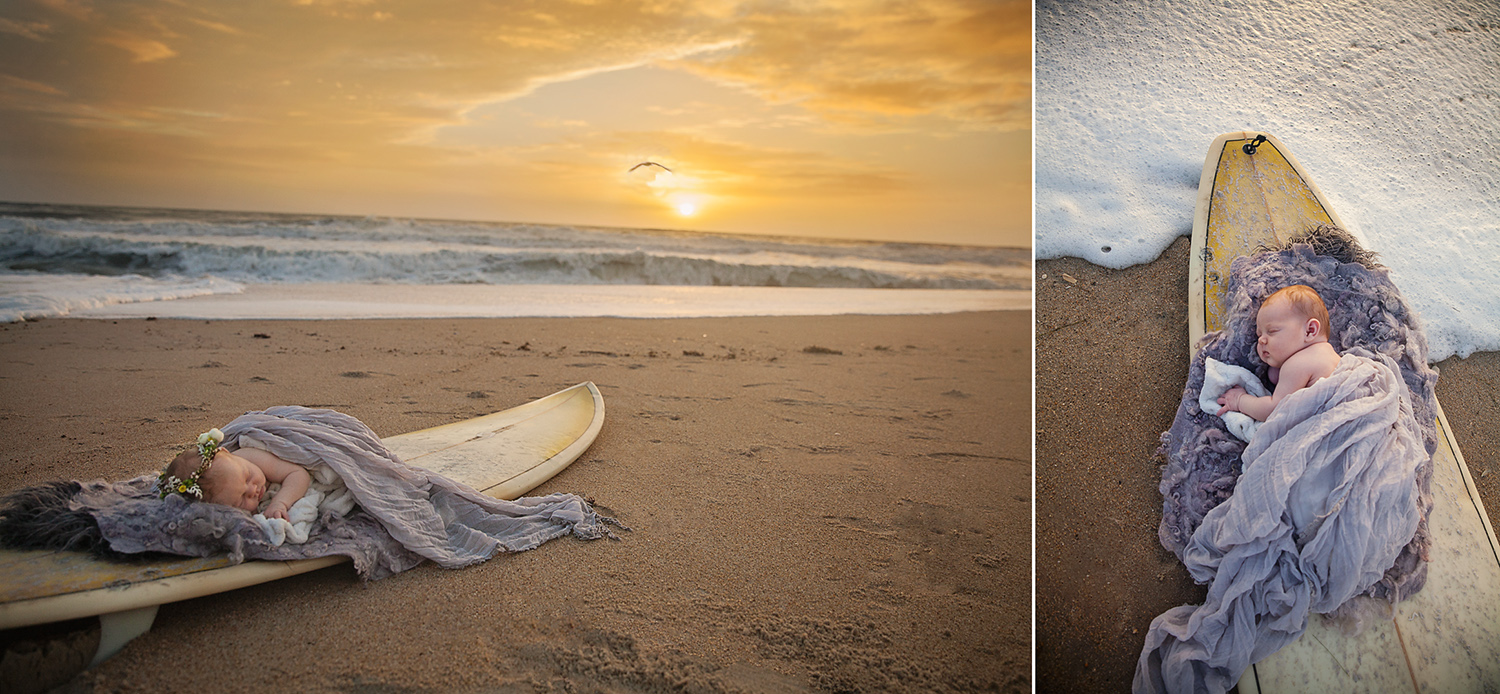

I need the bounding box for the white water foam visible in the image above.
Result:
[0,272,243,322]
[1035,0,1500,361]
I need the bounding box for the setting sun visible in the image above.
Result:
[676,202,697,216]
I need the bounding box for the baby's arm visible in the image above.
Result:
[1219,386,1276,422]
[1217,359,1315,422]
[237,448,312,520]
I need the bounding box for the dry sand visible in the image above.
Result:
[0,311,1030,693]
[1036,237,1500,692]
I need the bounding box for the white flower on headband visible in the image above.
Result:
[198,428,224,446]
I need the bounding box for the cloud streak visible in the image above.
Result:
[96,31,178,62]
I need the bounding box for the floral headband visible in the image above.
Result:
[156,428,223,500]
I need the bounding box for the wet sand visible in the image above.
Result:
[0,311,1029,693]
[1036,237,1500,692]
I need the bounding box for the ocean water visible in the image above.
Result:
[0,202,1030,320]
[1035,0,1499,361]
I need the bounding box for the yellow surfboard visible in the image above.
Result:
[0,381,605,665]
[1188,133,1500,693]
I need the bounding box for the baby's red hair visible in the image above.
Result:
[1264,284,1330,338]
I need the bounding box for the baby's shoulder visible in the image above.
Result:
[1286,342,1341,381]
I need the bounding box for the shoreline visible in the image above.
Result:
[1,311,1030,693]
[1036,237,1500,692]
[14,284,1032,323]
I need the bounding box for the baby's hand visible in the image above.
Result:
[1216,386,1246,416]
[264,500,290,521]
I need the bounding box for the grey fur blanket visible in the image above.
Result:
[1136,228,1438,693]
[4,407,620,580]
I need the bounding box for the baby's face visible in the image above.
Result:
[203,451,267,513]
[1255,298,1313,368]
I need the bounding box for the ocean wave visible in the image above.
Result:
[0,220,1029,290]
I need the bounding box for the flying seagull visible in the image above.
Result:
[628,161,672,173]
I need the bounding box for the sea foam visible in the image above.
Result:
[1035,0,1500,361]
[0,272,243,322]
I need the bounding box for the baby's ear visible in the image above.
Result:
[1305,318,1321,338]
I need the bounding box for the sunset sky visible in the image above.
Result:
[0,0,1029,247]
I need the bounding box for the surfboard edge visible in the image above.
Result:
[481,381,605,500]
[1434,399,1500,562]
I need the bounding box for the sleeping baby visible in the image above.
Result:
[1216,284,1342,422]
[158,426,356,545]
[160,429,310,518]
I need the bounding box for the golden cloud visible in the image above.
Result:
[96,32,178,62]
[0,74,65,97]
[673,0,1030,131]
[35,0,97,22]
[0,17,53,41]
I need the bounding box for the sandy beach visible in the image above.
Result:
[1036,238,1500,691]
[0,311,1030,693]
